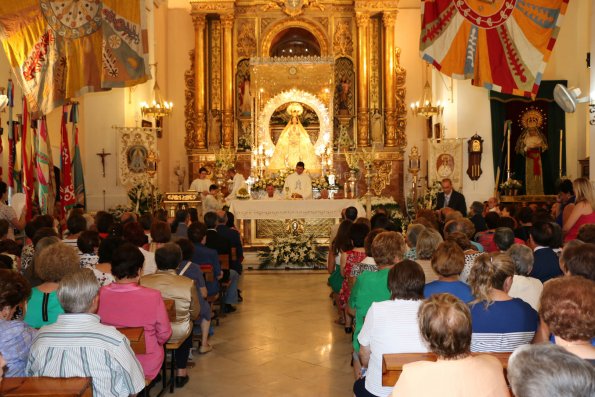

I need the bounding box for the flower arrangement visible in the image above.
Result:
[251,177,269,192]
[236,187,251,200]
[358,196,410,230]
[214,147,237,171]
[127,182,163,214]
[344,150,360,172]
[500,179,522,190]
[269,168,293,189]
[258,234,326,269]
[108,204,134,219]
[311,175,329,190]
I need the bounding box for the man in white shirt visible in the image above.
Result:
[262,183,282,200]
[225,168,247,201]
[283,161,312,199]
[27,269,145,397]
[189,167,212,196]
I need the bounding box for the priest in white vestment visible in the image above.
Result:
[283,161,312,199]
[225,168,247,201]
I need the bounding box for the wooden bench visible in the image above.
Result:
[382,352,511,387]
[0,377,93,396]
[118,326,146,355]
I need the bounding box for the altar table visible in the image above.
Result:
[228,199,365,246]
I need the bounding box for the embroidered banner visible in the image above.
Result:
[429,139,464,191]
[0,0,149,114]
[59,106,75,218]
[420,0,570,98]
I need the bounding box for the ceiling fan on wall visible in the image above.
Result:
[554,84,589,113]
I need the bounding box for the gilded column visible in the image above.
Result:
[383,11,398,147]
[221,13,235,148]
[193,14,207,149]
[356,12,370,147]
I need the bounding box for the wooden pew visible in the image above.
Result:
[118,326,146,355]
[382,352,511,387]
[0,377,93,396]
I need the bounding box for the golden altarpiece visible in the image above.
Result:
[184,0,407,203]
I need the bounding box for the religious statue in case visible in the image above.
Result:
[467,134,483,181]
[516,107,547,195]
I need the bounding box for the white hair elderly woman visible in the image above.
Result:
[505,244,543,311]
[508,344,595,397]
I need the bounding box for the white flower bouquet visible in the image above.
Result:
[258,234,325,269]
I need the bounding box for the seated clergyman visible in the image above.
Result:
[27,269,145,397]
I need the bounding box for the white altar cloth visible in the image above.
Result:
[228,199,366,220]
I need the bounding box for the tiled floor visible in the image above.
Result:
[173,272,355,397]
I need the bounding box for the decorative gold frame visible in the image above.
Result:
[260,18,329,56]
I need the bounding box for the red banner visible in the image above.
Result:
[59,106,75,218]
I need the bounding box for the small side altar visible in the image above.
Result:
[229,199,365,247]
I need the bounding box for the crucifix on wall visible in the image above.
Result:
[96,148,111,177]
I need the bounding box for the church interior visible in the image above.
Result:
[0,0,594,396]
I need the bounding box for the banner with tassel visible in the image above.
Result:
[7,79,14,191]
[70,103,85,209]
[35,117,52,215]
[21,97,33,220]
[59,105,75,218]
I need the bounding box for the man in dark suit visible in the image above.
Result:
[528,221,563,283]
[435,178,467,216]
[187,222,221,297]
[204,211,239,312]
[215,210,243,275]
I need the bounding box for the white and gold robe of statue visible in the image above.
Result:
[268,116,320,173]
[283,172,312,199]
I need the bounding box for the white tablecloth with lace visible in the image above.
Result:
[228,199,365,220]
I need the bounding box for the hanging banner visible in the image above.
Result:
[429,138,464,191]
[0,0,150,115]
[36,117,52,214]
[71,103,86,208]
[420,0,570,98]
[59,106,75,217]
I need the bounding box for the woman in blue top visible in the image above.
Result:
[468,253,538,352]
[0,270,36,377]
[424,240,473,303]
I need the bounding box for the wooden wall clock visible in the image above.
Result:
[467,134,483,180]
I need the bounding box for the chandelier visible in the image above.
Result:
[410,64,443,118]
[140,63,173,118]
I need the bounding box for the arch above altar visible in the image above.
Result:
[251,56,335,173]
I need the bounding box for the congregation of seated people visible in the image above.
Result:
[0,203,245,396]
[327,177,595,397]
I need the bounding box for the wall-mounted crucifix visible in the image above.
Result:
[96,148,111,177]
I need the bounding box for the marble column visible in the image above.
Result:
[356,12,370,147]
[221,13,235,148]
[192,14,207,149]
[383,11,398,147]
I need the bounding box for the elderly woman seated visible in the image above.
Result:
[505,244,542,311]
[354,260,427,397]
[0,270,36,376]
[141,243,199,388]
[24,242,80,328]
[349,232,407,365]
[508,344,595,397]
[414,228,443,282]
[539,276,595,362]
[468,253,538,352]
[97,243,172,381]
[424,241,473,303]
[392,294,510,397]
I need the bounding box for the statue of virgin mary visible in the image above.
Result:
[268,103,320,172]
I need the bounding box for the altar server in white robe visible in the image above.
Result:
[225,167,247,201]
[189,167,212,196]
[284,161,312,199]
